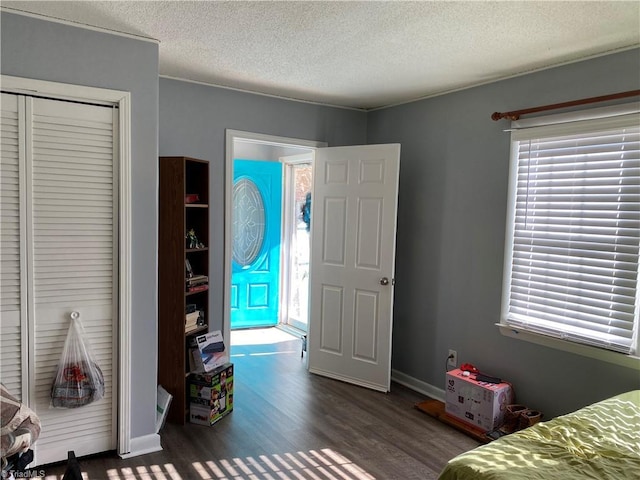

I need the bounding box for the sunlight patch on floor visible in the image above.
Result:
[231,327,300,347]
[192,448,376,480]
[43,449,376,480]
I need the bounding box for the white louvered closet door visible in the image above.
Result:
[0,94,118,466]
[1,93,27,402]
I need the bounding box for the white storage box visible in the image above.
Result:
[445,368,513,432]
[193,330,228,372]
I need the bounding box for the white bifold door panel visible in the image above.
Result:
[307,144,400,392]
[0,93,117,466]
[1,93,26,402]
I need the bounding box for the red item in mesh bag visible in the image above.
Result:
[51,312,105,408]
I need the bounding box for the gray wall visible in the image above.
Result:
[159,78,367,332]
[0,12,159,440]
[368,48,640,418]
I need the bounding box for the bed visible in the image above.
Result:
[439,390,640,480]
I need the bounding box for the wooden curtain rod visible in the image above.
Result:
[491,90,640,121]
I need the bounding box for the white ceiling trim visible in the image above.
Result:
[1,7,160,44]
[159,74,367,112]
[164,41,640,114]
[369,44,640,112]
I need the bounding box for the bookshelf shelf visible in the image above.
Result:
[158,156,210,425]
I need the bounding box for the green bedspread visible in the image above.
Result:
[439,390,640,480]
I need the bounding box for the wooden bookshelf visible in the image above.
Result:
[158,156,210,424]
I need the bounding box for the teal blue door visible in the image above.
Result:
[231,159,282,329]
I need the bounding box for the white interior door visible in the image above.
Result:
[307,144,400,392]
[0,94,118,466]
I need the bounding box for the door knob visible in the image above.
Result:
[380,277,389,285]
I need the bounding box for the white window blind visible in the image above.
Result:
[502,108,640,355]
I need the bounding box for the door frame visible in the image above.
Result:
[224,130,325,346]
[280,153,314,332]
[1,75,133,456]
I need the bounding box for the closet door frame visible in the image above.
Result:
[1,75,133,457]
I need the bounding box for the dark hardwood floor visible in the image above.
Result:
[40,328,479,479]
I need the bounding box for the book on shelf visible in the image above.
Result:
[187,274,208,284]
[185,311,200,325]
[187,284,208,293]
[186,315,203,333]
[186,323,203,334]
[185,321,198,331]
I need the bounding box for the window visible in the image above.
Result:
[501,104,640,357]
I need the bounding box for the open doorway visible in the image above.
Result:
[223,131,326,348]
[226,134,401,392]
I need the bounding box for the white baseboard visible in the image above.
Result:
[391,369,445,402]
[119,433,162,459]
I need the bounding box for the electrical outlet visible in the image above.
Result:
[448,349,457,368]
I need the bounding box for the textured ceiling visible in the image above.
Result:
[2,1,639,109]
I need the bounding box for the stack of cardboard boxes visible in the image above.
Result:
[188,330,234,426]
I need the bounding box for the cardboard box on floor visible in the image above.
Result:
[189,363,234,426]
[445,368,513,432]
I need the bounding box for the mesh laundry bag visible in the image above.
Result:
[51,312,105,408]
